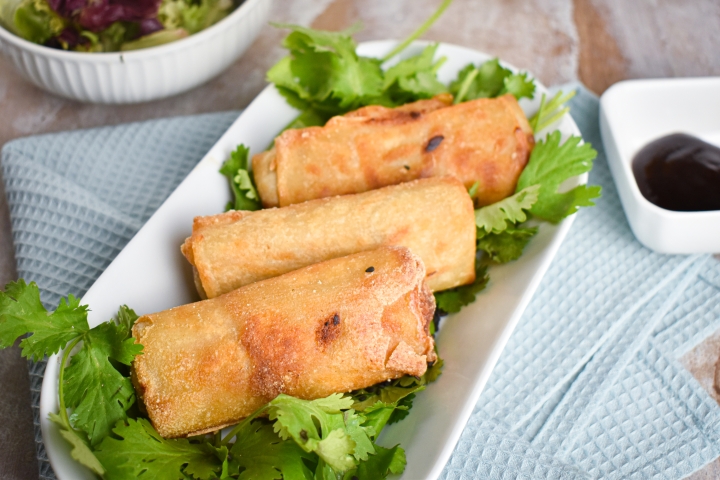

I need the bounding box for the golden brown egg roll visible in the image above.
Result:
[253,93,534,208]
[181,176,476,298]
[132,246,436,438]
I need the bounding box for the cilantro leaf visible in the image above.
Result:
[0,280,88,361]
[449,59,535,103]
[48,412,105,477]
[424,356,444,383]
[529,90,576,133]
[516,131,601,222]
[477,226,539,263]
[474,185,539,235]
[219,144,261,212]
[434,264,489,313]
[64,320,142,445]
[116,305,139,332]
[94,418,224,480]
[501,72,536,100]
[230,419,315,480]
[382,44,447,105]
[268,394,374,473]
[268,23,384,114]
[342,444,407,480]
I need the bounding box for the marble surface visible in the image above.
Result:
[1,0,719,478]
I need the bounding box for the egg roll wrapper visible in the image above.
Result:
[182,176,475,298]
[132,246,436,438]
[254,93,534,208]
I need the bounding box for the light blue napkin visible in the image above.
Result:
[3,86,719,480]
[440,87,720,479]
[2,112,239,480]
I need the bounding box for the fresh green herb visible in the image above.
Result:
[529,90,576,133]
[474,185,539,235]
[229,419,315,479]
[267,22,384,118]
[516,131,601,223]
[0,280,88,361]
[267,0,457,127]
[342,444,407,480]
[449,58,535,104]
[0,281,143,469]
[9,0,65,44]
[48,412,105,477]
[267,394,374,471]
[477,226,539,264]
[380,0,453,62]
[434,263,490,313]
[381,43,448,105]
[219,144,262,212]
[94,418,226,480]
[63,314,141,445]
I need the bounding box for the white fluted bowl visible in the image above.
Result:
[0,0,272,104]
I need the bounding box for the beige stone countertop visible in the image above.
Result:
[1,0,719,478]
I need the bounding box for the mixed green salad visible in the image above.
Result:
[0,0,239,52]
[0,1,601,479]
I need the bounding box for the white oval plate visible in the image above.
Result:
[40,40,584,480]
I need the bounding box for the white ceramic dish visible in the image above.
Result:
[40,40,585,479]
[0,0,272,104]
[600,77,720,254]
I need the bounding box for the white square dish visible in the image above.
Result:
[599,77,720,254]
[39,40,586,480]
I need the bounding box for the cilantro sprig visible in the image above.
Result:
[449,58,535,104]
[0,280,143,472]
[529,89,576,133]
[436,128,601,312]
[220,144,261,212]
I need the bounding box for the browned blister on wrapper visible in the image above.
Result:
[182,176,476,298]
[132,246,436,438]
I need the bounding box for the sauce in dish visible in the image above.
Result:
[632,133,720,211]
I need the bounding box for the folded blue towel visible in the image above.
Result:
[3,86,719,480]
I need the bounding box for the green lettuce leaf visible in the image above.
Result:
[12,0,65,44]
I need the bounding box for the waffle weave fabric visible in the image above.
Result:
[1,112,239,479]
[2,87,719,479]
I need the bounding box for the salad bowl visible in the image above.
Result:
[39,40,586,479]
[0,0,272,104]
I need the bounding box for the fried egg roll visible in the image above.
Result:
[253,93,534,208]
[182,176,475,298]
[132,246,436,438]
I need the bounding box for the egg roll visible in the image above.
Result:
[132,246,437,438]
[253,93,534,208]
[182,176,476,298]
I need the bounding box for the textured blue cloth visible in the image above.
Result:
[2,87,719,480]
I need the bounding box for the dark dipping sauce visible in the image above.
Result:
[632,133,720,212]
